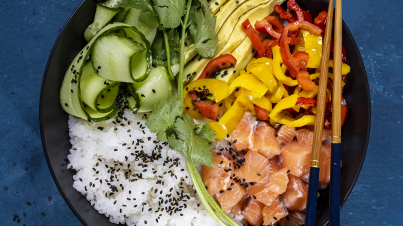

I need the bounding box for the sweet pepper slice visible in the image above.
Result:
[272,45,299,86]
[190,91,219,121]
[269,94,316,127]
[250,63,279,93]
[229,73,268,99]
[199,54,237,80]
[242,19,267,57]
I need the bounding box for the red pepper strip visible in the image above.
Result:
[314,10,327,30]
[265,16,284,33]
[255,19,281,39]
[263,39,275,49]
[190,91,219,120]
[302,10,313,23]
[305,106,313,115]
[254,105,270,121]
[287,0,305,21]
[296,97,317,106]
[242,19,267,57]
[293,51,309,70]
[265,39,279,58]
[288,37,302,45]
[280,21,323,77]
[274,5,296,22]
[297,71,316,90]
[199,54,237,80]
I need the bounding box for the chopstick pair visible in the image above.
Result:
[305,0,343,225]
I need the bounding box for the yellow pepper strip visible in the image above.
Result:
[235,88,272,112]
[326,88,332,102]
[207,121,228,141]
[183,90,204,120]
[269,94,316,127]
[310,72,346,87]
[184,79,230,102]
[301,30,323,69]
[224,93,237,111]
[281,63,287,73]
[293,85,319,111]
[228,73,268,99]
[219,101,247,134]
[246,57,274,74]
[266,82,287,103]
[235,94,256,115]
[328,59,350,75]
[249,64,279,93]
[272,45,299,86]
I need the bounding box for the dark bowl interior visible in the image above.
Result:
[40,0,371,225]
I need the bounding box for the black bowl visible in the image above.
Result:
[40,0,371,225]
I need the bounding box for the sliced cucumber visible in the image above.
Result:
[123,28,153,82]
[113,8,130,22]
[60,23,143,121]
[84,4,119,42]
[124,8,158,44]
[80,61,120,113]
[92,34,145,83]
[129,65,173,113]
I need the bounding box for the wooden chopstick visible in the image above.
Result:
[305,0,335,225]
[330,0,343,225]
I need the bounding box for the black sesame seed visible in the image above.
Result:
[152,89,156,93]
[65,103,68,107]
[273,216,277,220]
[287,170,290,173]
[219,190,224,193]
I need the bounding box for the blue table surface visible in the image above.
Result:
[1,0,403,225]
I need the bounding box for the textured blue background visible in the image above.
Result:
[0,0,402,225]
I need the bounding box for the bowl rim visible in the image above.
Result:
[39,0,371,225]
[39,0,90,225]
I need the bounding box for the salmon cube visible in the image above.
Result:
[264,168,289,194]
[295,129,332,145]
[276,125,296,147]
[235,151,270,183]
[230,194,247,216]
[262,196,288,225]
[282,175,308,212]
[231,112,256,152]
[319,143,331,184]
[215,180,245,212]
[202,150,232,196]
[252,122,281,158]
[268,156,281,171]
[242,197,265,226]
[246,183,278,206]
[281,141,311,177]
[278,211,305,226]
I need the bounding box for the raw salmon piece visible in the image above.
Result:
[202,150,232,196]
[278,211,305,226]
[319,143,331,183]
[281,141,311,177]
[264,168,289,194]
[246,183,278,206]
[230,194,248,216]
[301,173,309,183]
[282,175,308,212]
[276,125,296,147]
[242,197,265,226]
[252,122,281,158]
[262,196,288,225]
[215,179,245,212]
[235,151,270,183]
[295,129,332,145]
[268,155,281,171]
[231,112,256,152]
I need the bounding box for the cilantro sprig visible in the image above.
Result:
[114,0,237,225]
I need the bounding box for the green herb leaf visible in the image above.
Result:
[194,122,216,142]
[119,0,153,11]
[168,114,214,167]
[151,29,180,66]
[194,0,210,18]
[152,0,186,28]
[139,11,160,27]
[188,9,217,57]
[145,96,182,141]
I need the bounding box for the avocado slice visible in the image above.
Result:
[217,0,286,57]
[217,0,272,54]
[210,0,230,16]
[215,0,249,34]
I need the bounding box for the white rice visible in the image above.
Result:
[67,109,243,226]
